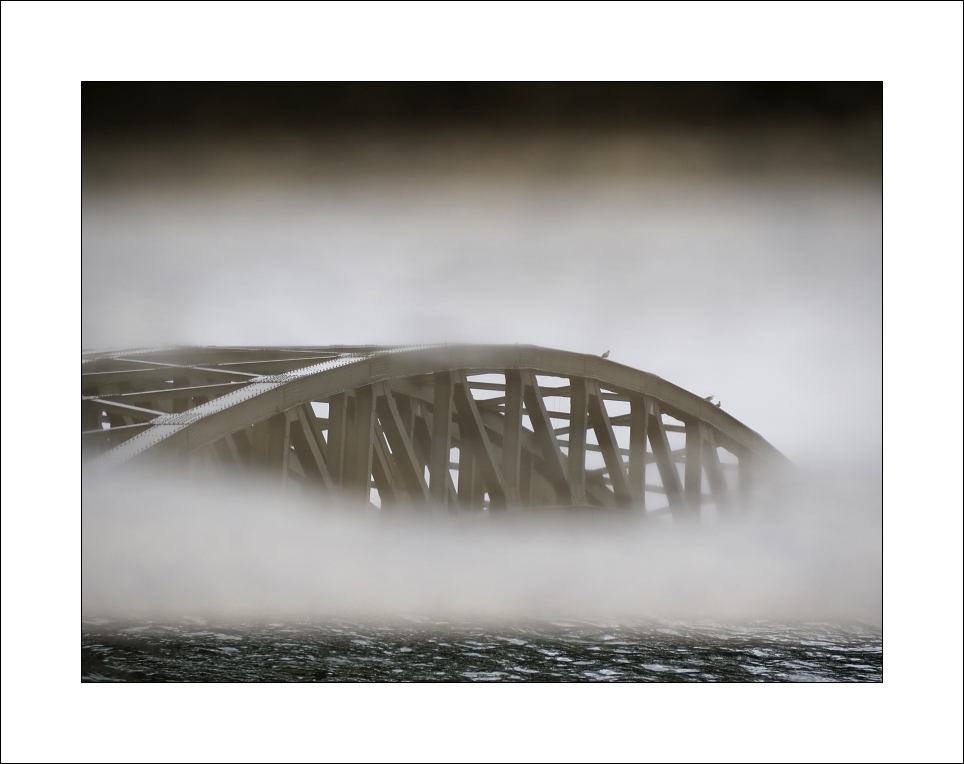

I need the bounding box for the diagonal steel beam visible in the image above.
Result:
[371,421,398,505]
[587,381,631,508]
[701,428,731,517]
[648,402,684,519]
[522,371,572,505]
[452,372,506,508]
[376,384,430,503]
[567,377,588,504]
[290,405,333,491]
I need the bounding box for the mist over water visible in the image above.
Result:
[82,465,880,626]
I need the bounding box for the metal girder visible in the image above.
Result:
[586,381,631,508]
[647,402,685,520]
[567,377,587,504]
[453,372,506,508]
[344,385,375,501]
[83,344,789,521]
[429,372,453,505]
[376,384,429,503]
[503,370,523,504]
[628,394,650,509]
[289,405,333,491]
[684,419,704,522]
[327,393,348,485]
[85,398,165,422]
[522,371,572,505]
[702,428,731,517]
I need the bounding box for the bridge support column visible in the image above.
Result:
[327,393,348,486]
[587,381,631,509]
[289,405,333,491]
[568,377,587,504]
[738,447,754,514]
[377,385,429,503]
[503,370,523,504]
[522,372,571,505]
[648,403,684,520]
[345,385,375,502]
[252,412,290,483]
[702,429,730,517]
[684,419,704,522]
[629,394,649,512]
[453,373,506,509]
[429,372,453,507]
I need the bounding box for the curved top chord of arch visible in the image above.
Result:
[82,345,789,520]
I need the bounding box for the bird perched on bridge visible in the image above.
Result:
[601,350,610,359]
[703,395,715,402]
[715,401,722,408]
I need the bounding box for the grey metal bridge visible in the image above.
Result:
[81,345,789,520]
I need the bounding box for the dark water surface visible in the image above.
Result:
[82,618,881,682]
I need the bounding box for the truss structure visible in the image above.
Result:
[82,345,789,520]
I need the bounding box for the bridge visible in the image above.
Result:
[82,345,790,520]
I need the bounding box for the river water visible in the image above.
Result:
[82,617,881,683]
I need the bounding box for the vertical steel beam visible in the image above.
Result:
[629,394,649,510]
[251,417,270,473]
[327,393,348,485]
[503,370,523,504]
[520,450,533,505]
[648,403,685,519]
[397,396,427,474]
[458,447,479,509]
[701,429,731,517]
[418,404,458,507]
[684,419,704,522]
[568,377,588,504]
[409,401,432,477]
[429,372,453,505]
[268,413,291,483]
[345,385,375,502]
[738,447,754,514]
[252,413,290,481]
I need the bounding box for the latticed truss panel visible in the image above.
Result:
[82,345,787,521]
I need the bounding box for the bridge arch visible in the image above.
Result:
[82,345,789,520]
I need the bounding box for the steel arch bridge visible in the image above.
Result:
[82,345,789,520]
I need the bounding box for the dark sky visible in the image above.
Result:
[83,82,882,139]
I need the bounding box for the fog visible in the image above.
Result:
[82,462,881,625]
[82,170,881,469]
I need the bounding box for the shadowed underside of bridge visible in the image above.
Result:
[82,345,789,521]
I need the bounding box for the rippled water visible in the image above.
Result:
[82,618,881,682]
